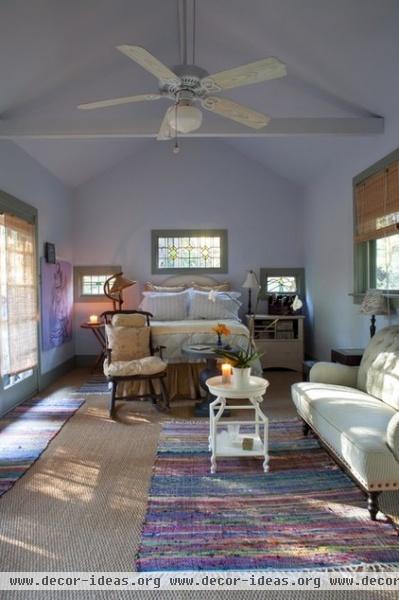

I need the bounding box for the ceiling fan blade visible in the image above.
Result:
[201,96,270,129]
[117,45,180,83]
[78,94,162,110]
[201,57,286,92]
[157,107,174,140]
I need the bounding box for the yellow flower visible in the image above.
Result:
[212,323,231,337]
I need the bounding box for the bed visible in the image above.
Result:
[119,275,261,400]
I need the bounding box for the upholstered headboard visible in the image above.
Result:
[162,275,223,287]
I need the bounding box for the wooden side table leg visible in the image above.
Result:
[209,395,224,474]
[263,414,269,472]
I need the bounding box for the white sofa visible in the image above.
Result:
[291,325,399,520]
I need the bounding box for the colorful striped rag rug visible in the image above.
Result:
[136,420,399,571]
[75,374,109,395]
[0,395,84,497]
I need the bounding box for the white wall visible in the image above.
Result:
[304,116,399,360]
[0,140,74,373]
[72,139,304,355]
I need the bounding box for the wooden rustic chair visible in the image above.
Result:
[101,310,169,417]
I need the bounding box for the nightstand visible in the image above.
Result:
[246,314,305,371]
[331,348,364,366]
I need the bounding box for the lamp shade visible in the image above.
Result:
[242,270,260,289]
[109,273,136,293]
[360,289,388,315]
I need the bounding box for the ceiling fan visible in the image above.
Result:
[77,1,287,143]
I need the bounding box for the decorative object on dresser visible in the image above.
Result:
[102,310,169,417]
[292,325,399,520]
[360,289,389,337]
[247,314,305,372]
[241,270,260,314]
[331,348,364,366]
[103,272,136,310]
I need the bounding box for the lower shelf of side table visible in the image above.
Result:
[214,432,265,457]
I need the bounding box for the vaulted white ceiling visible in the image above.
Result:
[0,0,398,187]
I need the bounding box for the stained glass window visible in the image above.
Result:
[152,230,228,273]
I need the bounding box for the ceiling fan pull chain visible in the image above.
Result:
[173,102,180,154]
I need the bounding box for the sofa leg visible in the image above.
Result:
[109,381,117,418]
[367,492,381,521]
[302,420,310,436]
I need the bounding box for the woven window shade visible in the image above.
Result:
[355,161,399,243]
[0,213,38,376]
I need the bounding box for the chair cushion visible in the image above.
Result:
[292,382,399,488]
[111,313,147,328]
[105,325,150,361]
[357,325,399,409]
[104,356,166,377]
[387,412,399,461]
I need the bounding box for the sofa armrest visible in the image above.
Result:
[309,362,359,388]
[387,413,399,462]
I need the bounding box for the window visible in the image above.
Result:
[266,276,297,294]
[74,266,121,302]
[151,230,228,274]
[353,150,399,301]
[0,210,38,384]
[259,268,305,298]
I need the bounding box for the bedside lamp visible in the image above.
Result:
[360,289,388,337]
[242,270,260,315]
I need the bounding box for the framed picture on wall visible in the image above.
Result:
[44,242,56,264]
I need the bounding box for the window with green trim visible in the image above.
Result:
[353,150,399,300]
[151,230,228,274]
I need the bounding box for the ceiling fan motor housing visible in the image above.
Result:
[159,64,214,101]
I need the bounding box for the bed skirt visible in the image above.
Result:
[116,362,205,401]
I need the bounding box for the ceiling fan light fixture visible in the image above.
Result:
[168,103,203,133]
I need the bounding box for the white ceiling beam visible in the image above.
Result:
[0,117,383,138]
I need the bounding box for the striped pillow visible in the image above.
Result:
[188,290,241,320]
[139,290,190,320]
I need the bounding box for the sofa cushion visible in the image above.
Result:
[292,382,399,488]
[357,325,399,410]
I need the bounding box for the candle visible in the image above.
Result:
[89,315,99,324]
[221,363,232,384]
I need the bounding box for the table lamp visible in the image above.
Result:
[242,270,260,315]
[104,272,136,310]
[360,289,388,337]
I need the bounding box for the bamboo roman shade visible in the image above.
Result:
[355,161,399,243]
[0,213,38,376]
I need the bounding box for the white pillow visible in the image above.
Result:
[139,289,189,320]
[188,290,241,320]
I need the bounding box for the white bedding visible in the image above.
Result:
[150,319,262,376]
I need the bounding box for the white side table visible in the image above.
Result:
[206,375,269,474]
